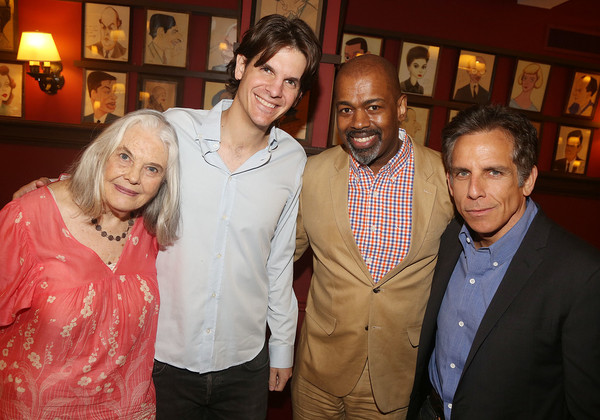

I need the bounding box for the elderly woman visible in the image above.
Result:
[0,109,180,419]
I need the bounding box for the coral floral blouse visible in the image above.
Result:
[0,187,160,419]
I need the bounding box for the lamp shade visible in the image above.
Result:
[17,32,61,62]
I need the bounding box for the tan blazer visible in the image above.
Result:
[295,143,453,413]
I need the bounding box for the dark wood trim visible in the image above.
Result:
[60,0,239,17]
[344,24,600,73]
[74,60,231,81]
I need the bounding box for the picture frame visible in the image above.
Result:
[253,0,326,39]
[143,9,190,68]
[138,74,182,112]
[207,16,238,72]
[447,108,460,123]
[508,60,551,113]
[0,0,17,53]
[452,50,496,105]
[340,33,382,63]
[81,69,127,124]
[83,3,130,62]
[551,125,593,175]
[0,62,23,118]
[398,42,440,97]
[400,105,430,146]
[277,91,312,143]
[203,81,232,110]
[563,71,600,118]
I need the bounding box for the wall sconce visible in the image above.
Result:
[17,32,65,95]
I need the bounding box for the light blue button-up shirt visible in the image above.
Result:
[429,199,537,419]
[155,100,306,373]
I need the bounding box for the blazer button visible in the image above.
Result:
[365,325,369,331]
[373,287,380,293]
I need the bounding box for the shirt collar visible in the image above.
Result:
[459,198,538,262]
[197,99,279,154]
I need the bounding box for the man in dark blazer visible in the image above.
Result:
[409,105,600,420]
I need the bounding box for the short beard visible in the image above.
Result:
[345,129,381,166]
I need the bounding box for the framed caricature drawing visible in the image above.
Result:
[508,60,551,113]
[452,50,495,104]
[551,125,592,175]
[564,71,600,118]
[138,75,182,112]
[398,42,440,97]
[83,3,130,62]
[340,33,382,63]
[0,0,16,52]
[81,69,127,124]
[0,62,23,117]
[144,10,190,68]
[208,16,237,72]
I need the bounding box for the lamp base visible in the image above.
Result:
[27,62,65,95]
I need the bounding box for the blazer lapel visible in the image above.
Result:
[329,149,374,284]
[379,143,439,285]
[461,212,550,376]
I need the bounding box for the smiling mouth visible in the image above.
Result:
[115,184,138,196]
[255,94,276,109]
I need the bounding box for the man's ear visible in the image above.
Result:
[522,165,538,197]
[397,94,407,122]
[234,55,247,81]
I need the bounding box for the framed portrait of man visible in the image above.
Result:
[398,42,440,97]
[83,3,130,62]
[452,50,495,105]
[564,71,600,118]
[203,81,232,110]
[138,75,182,112]
[0,62,23,117]
[508,60,551,113]
[253,0,325,39]
[81,69,127,124]
[340,33,382,63]
[551,125,592,175]
[144,10,189,68]
[0,0,16,52]
[400,105,430,146]
[208,16,238,72]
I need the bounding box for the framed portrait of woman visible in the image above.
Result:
[144,10,189,68]
[81,69,127,124]
[563,71,600,118]
[253,0,326,39]
[207,16,238,72]
[398,42,440,97]
[551,125,592,175]
[340,33,382,63]
[83,3,130,62]
[508,60,550,113]
[138,75,182,112]
[0,0,16,52]
[0,62,22,118]
[452,50,496,105]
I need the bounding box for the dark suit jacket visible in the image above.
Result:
[82,112,119,124]
[408,210,600,420]
[551,157,585,174]
[87,41,127,59]
[453,83,489,104]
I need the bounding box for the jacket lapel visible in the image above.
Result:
[329,148,374,284]
[461,211,550,376]
[379,143,439,285]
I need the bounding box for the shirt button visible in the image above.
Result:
[450,363,456,369]
[493,261,499,267]
[372,192,379,198]
[469,278,475,285]
[371,225,377,232]
[466,237,471,243]
[216,253,222,259]
[206,328,211,334]
[458,321,464,327]
[212,293,216,298]
[448,403,453,409]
